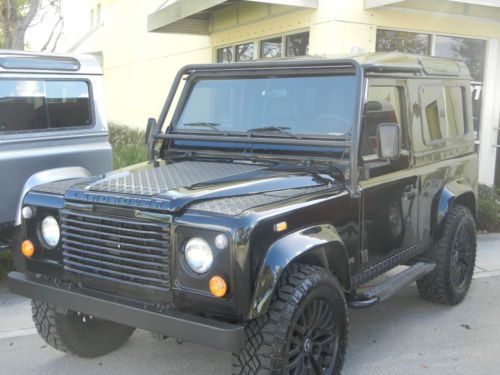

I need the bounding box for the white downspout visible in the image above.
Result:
[478,38,500,186]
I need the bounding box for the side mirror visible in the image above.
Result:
[377,123,401,160]
[145,118,156,145]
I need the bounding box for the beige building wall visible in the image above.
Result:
[75,0,212,128]
[77,0,500,128]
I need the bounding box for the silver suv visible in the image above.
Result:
[0,51,112,251]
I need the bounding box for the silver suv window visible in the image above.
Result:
[0,79,93,134]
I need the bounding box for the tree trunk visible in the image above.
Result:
[0,0,41,50]
[11,32,26,50]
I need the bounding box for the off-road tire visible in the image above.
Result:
[232,263,348,374]
[32,300,135,358]
[417,204,476,305]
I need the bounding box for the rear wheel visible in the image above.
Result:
[232,263,348,374]
[32,300,135,358]
[417,204,476,305]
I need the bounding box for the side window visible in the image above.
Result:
[421,86,466,142]
[361,86,404,157]
[360,84,409,179]
[0,80,92,134]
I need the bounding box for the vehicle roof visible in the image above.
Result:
[351,52,470,78]
[186,52,471,79]
[0,49,102,75]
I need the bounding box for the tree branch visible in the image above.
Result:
[50,18,63,52]
[20,0,40,29]
[40,14,62,51]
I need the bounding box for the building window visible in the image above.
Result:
[216,31,310,63]
[217,46,233,63]
[236,42,254,62]
[376,29,431,55]
[376,29,486,139]
[261,37,282,59]
[286,32,310,57]
[434,35,486,136]
[434,35,486,82]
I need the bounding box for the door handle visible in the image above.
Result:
[403,185,418,199]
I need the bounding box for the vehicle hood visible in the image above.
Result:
[36,160,342,214]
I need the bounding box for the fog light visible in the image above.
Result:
[21,240,35,258]
[209,276,227,298]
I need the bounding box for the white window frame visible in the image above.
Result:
[376,27,488,57]
[214,29,310,63]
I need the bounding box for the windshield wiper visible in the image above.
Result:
[182,122,225,134]
[246,126,300,139]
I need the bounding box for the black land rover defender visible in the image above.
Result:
[8,53,478,374]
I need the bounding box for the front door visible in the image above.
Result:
[358,79,419,268]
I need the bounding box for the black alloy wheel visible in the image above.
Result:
[232,263,348,375]
[286,297,339,374]
[417,204,477,305]
[450,218,476,293]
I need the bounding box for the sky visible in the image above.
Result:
[25,0,91,52]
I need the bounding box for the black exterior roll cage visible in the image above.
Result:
[148,59,366,196]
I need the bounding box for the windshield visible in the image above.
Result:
[175,75,357,138]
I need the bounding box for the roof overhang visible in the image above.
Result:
[364,0,405,9]
[148,0,318,35]
[365,0,500,8]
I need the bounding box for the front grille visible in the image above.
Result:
[61,209,171,291]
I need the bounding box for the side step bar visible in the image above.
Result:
[348,262,435,308]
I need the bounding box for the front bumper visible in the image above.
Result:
[8,271,244,352]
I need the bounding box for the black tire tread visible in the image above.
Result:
[32,300,134,358]
[232,263,348,375]
[417,204,476,305]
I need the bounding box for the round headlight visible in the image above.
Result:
[41,216,60,248]
[184,237,213,274]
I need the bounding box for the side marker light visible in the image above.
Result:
[274,221,288,232]
[21,240,35,258]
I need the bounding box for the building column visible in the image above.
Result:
[478,38,500,186]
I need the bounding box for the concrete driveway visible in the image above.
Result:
[1,234,499,375]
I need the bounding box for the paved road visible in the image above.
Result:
[1,235,499,374]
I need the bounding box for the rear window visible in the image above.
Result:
[0,79,93,134]
[421,85,466,142]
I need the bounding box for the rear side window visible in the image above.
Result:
[0,80,92,134]
[421,86,466,142]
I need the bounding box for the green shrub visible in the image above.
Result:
[108,123,148,170]
[477,184,500,233]
[0,251,13,282]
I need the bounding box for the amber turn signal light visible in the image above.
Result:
[209,276,228,298]
[21,240,35,258]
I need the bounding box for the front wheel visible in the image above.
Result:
[232,263,348,374]
[32,300,135,358]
